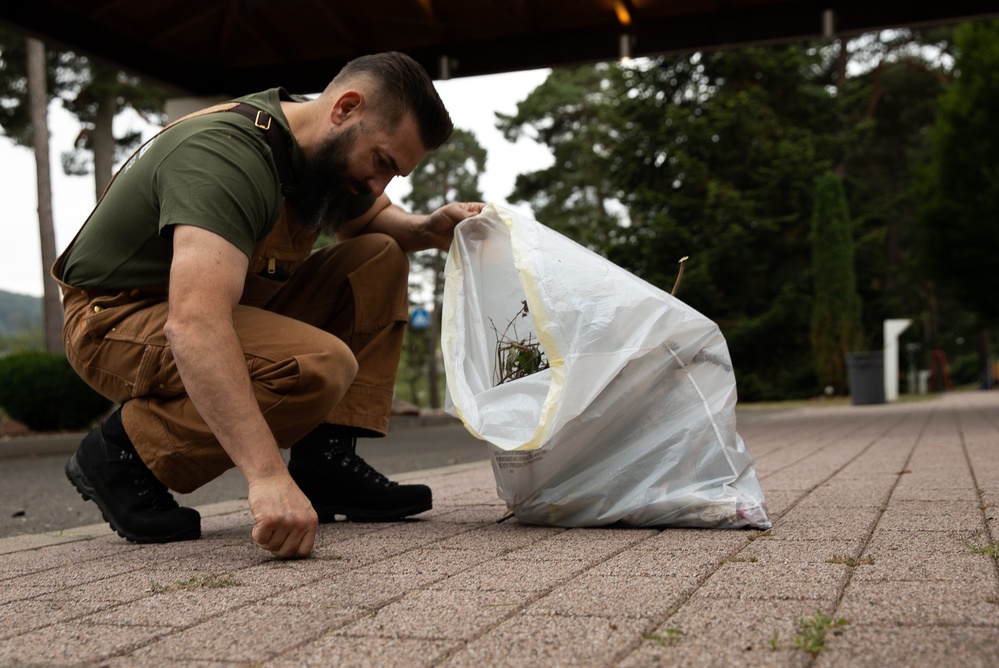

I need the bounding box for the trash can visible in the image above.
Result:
[846,351,885,405]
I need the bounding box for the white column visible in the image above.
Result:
[883,319,912,402]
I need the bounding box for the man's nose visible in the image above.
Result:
[366,175,393,197]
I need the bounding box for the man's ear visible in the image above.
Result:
[330,90,363,126]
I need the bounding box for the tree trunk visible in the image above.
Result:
[427,250,445,410]
[90,88,117,201]
[832,36,850,179]
[27,38,63,354]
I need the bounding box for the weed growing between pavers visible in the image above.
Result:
[643,628,685,647]
[791,611,848,655]
[827,555,874,568]
[963,537,999,560]
[978,489,993,512]
[720,556,758,563]
[149,573,242,593]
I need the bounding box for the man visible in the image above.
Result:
[54,52,484,559]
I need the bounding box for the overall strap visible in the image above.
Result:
[225,103,293,188]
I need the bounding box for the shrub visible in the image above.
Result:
[950,351,983,386]
[0,351,112,431]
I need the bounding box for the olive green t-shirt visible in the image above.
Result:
[59,88,375,291]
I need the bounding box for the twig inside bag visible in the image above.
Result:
[490,301,550,386]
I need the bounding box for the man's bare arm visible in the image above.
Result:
[165,225,317,558]
[336,194,485,252]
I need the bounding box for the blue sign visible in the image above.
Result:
[410,308,430,330]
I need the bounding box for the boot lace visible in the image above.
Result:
[115,449,180,511]
[329,449,397,488]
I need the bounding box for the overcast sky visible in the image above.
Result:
[0,68,553,298]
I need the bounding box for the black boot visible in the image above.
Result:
[288,424,432,522]
[65,408,201,543]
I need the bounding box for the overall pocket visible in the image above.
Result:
[241,209,319,308]
[66,293,169,402]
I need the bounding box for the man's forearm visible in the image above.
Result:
[338,199,428,252]
[342,201,486,253]
[365,205,428,251]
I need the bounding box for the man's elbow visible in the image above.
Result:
[162,315,187,348]
[163,311,210,348]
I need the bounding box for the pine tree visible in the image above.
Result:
[810,173,863,393]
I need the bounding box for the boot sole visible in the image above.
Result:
[314,499,433,523]
[66,454,201,544]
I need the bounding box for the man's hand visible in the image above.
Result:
[248,473,319,559]
[422,201,486,251]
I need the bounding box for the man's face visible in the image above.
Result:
[290,112,426,234]
[288,124,362,234]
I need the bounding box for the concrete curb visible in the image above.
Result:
[0,413,463,460]
[0,432,86,459]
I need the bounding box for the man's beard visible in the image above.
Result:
[286,125,367,235]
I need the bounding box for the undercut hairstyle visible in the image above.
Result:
[328,52,454,150]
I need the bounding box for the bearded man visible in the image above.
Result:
[54,51,483,559]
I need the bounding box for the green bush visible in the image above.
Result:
[0,351,112,431]
[950,351,983,386]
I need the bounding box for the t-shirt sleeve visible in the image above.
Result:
[154,127,280,257]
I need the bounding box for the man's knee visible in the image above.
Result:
[304,333,359,392]
[358,232,409,271]
[283,331,359,418]
[320,232,409,282]
[340,234,410,326]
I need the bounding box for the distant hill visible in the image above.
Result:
[0,290,42,336]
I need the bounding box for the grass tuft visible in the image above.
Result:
[721,556,758,563]
[643,628,685,647]
[149,573,241,593]
[963,538,999,560]
[791,611,848,655]
[827,555,874,567]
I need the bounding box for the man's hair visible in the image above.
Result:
[329,52,453,150]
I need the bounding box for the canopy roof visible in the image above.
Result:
[3,0,998,96]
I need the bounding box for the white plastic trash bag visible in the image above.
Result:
[442,204,770,529]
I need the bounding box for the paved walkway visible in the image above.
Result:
[1,391,996,667]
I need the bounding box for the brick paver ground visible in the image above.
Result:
[1,391,996,667]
